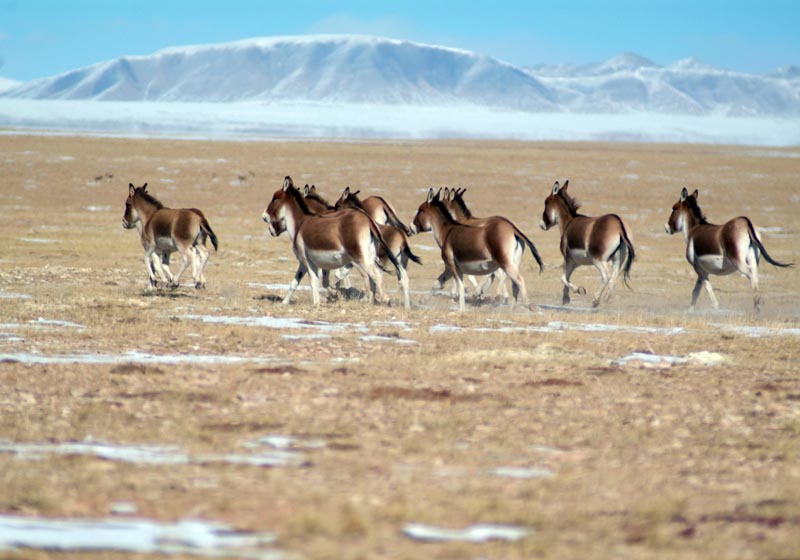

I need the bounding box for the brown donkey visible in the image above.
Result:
[442,187,509,299]
[665,187,793,311]
[263,177,406,307]
[122,183,218,289]
[334,186,412,235]
[540,180,635,307]
[412,188,543,311]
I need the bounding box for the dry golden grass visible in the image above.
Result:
[0,134,799,559]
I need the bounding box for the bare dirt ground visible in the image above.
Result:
[1,134,799,559]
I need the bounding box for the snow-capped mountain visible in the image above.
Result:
[0,76,20,92]
[1,35,556,111]
[1,35,798,117]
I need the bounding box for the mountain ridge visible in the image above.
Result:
[2,35,798,117]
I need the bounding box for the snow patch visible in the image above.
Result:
[403,522,529,542]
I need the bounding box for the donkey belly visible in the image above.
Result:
[155,236,178,253]
[567,248,593,266]
[307,249,352,270]
[695,254,736,275]
[458,259,499,276]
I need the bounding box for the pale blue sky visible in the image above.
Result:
[1,0,798,81]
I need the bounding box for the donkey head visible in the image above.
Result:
[665,187,700,235]
[263,176,295,236]
[333,186,362,211]
[122,182,148,229]
[412,188,444,234]
[540,180,570,230]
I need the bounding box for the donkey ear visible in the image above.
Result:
[692,189,699,199]
[283,176,293,191]
[459,188,467,197]
[310,185,317,193]
[426,188,434,203]
[353,190,361,197]
[562,179,569,191]
[303,184,310,195]
[552,181,560,195]
[434,187,442,201]
[129,183,135,195]
[680,187,688,201]
[343,186,350,198]
[142,182,148,191]
[443,187,451,201]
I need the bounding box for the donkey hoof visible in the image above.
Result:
[195,282,206,289]
[592,298,601,308]
[562,296,571,305]
[754,295,763,312]
[577,287,587,296]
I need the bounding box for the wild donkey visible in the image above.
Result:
[122,183,218,289]
[263,177,407,307]
[413,188,543,311]
[665,187,792,311]
[540,180,635,307]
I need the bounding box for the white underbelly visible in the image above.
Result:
[307,249,351,269]
[696,254,734,275]
[155,237,177,252]
[568,249,592,265]
[458,260,499,275]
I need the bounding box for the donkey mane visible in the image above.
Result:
[451,193,474,219]
[306,190,334,210]
[136,188,164,210]
[286,185,313,215]
[685,196,709,224]
[431,199,458,224]
[558,189,581,216]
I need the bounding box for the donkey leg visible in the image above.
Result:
[306,266,322,306]
[170,247,194,289]
[397,262,411,309]
[431,269,452,296]
[738,246,762,311]
[592,260,612,307]
[283,265,307,304]
[453,269,467,312]
[561,259,581,304]
[703,279,719,309]
[503,266,528,311]
[689,275,704,309]
[194,245,210,288]
[602,249,625,303]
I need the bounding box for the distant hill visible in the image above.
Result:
[2,35,799,117]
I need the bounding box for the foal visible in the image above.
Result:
[665,187,793,310]
[122,183,218,288]
[540,180,635,307]
[413,188,543,311]
[263,177,405,307]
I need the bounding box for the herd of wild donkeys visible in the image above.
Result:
[122,176,793,312]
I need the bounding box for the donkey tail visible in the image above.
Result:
[368,218,402,278]
[512,224,544,273]
[200,217,219,251]
[380,197,413,236]
[618,216,636,290]
[403,243,422,265]
[746,218,793,268]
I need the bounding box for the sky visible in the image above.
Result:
[1,0,798,81]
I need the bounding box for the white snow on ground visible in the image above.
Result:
[1,99,798,146]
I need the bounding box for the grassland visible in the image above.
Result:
[0,134,799,559]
